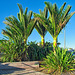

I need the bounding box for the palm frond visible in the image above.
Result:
[27,19,37,37]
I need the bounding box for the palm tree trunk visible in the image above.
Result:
[24,38,27,44]
[64,27,66,49]
[53,37,57,53]
[41,36,44,46]
[23,39,28,61]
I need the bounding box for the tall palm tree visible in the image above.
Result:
[3,3,36,44]
[34,2,75,51]
[34,7,48,46]
[2,4,37,60]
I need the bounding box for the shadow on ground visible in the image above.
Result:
[0,63,25,74]
[0,62,47,75]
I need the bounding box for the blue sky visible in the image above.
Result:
[0,0,75,49]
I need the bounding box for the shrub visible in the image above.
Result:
[27,41,53,61]
[41,47,75,74]
[0,40,53,62]
[0,39,25,62]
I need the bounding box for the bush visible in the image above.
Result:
[27,41,53,61]
[0,39,25,62]
[0,40,53,62]
[41,47,75,74]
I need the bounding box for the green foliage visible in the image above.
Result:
[0,39,26,62]
[42,47,75,74]
[27,41,53,61]
[34,7,48,46]
[1,4,37,61]
[3,3,36,47]
[0,40,53,62]
[0,2,75,64]
[34,2,75,49]
[44,2,75,38]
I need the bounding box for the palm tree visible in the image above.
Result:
[34,2,75,51]
[3,3,37,44]
[2,4,37,60]
[34,7,48,46]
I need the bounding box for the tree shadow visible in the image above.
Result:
[21,62,38,69]
[0,63,25,74]
[0,62,40,75]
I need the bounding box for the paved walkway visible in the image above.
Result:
[0,69,48,75]
[0,61,49,75]
[0,62,74,75]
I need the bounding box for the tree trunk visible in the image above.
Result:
[53,37,57,53]
[41,36,44,46]
[23,39,28,61]
[24,39,27,44]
